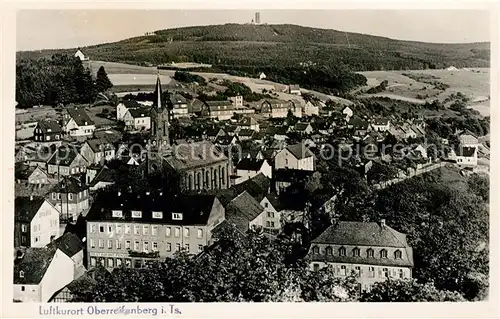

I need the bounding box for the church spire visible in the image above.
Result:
[153,71,163,110]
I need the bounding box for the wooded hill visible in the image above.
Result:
[17,24,490,71]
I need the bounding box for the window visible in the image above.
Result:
[21,236,26,244]
[198,244,203,252]
[90,239,95,248]
[152,211,163,219]
[398,269,404,279]
[107,258,114,268]
[184,228,190,238]
[134,241,139,251]
[107,240,112,249]
[125,259,131,268]
[166,227,171,237]
[134,225,140,235]
[325,246,333,255]
[143,225,149,235]
[98,257,105,265]
[68,193,73,200]
[99,225,104,233]
[116,259,122,268]
[90,257,97,267]
[352,247,360,257]
[172,213,183,220]
[174,227,180,237]
[143,242,149,252]
[354,266,361,275]
[125,241,130,249]
[176,243,181,251]
[383,268,389,278]
[98,239,104,248]
[21,224,27,232]
[131,211,142,218]
[380,249,388,259]
[313,263,320,271]
[339,247,346,257]
[166,243,172,252]
[91,224,96,233]
[152,242,158,251]
[266,221,271,227]
[285,158,289,165]
[116,240,122,249]
[112,210,123,218]
[340,265,347,276]
[51,193,56,200]
[125,225,131,234]
[19,270,25,278]
[312,246,319,254]
[264,202,269,208]
[368,267,375,278]
[184,244,190,252]
[57,193,61,200]
[367,248,374,258]
[394,250,402,259]
[21,286,25,291]
[267,211,275,218]
[116,224,122,234]
[197,228,203,238]
[107,225,112,233]
[152,226,158,236]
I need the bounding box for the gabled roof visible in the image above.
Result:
[85,139,115,153]
[168,93,187,105]
[165,141,228,171]
[456,146,477,157]
[237,129,254,137]
[294,122,311,132]
[47,232,84,258]
[127,107,150,119]
[66,107,94,126]
[37,120,62,134]
[372,118,390,126]
[15,197,46,223]
[231,173,271,202]
[312,221,410,248]
[205,100,234,111]
[188,98,205,113]
[236,158,265,171]
[265,126,288,136]
[215,135,236,146]
[15,165,47,181]
[285,143,314,160]
[225,191,264,233]
[47,146,82,166]
[240,116,258,126]
[90,167,119,186]
[50,176,88,194]
[14,246,58,285]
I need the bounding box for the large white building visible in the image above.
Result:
[274,143,315,171]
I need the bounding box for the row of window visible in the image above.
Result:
[89,238,204,253]
[51,190,88,201]
[265,221,276,228]
[90,257,163,269]
[312,263,407,279]
[90,223,204,238]
[34,134,60,141]
[311,246,403,260]
[187,167,227,190]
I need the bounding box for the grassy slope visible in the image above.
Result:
[17,24,490,71]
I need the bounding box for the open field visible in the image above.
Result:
[15,106,59,124]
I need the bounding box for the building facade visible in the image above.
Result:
[274,143,315,171]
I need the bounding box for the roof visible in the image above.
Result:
[215,135,236,146]
[167,141,229,171]
[47,232,84,258]
[205,127,225,137]
[232,173,270,200]
[456,146,477,157]
[66,107,94,126]
[240,116,258,126]
[85,139,115,153]
[37,120,62,134]
[121,100,142,109]
[15,165,47,181]
[289,85,300,90]
[225,191,264,233]
[90,167,120,186]
[50,176,88,194]
[168,93,188,105]
[205,100,234,111]
[237,129,254,137]
[236,158,265,171]
[14,246,57,285]
[286,143,314,160]
[265,126,288,136]
[15,197,46,223]
[86,192,220,225]
[264,192,285,211]
[62,271,97,293]
[294,122,311,132]
[47,146,82,166]
[128,107,150,119]
[311,221,410,248]
[188,98,205,113]
[372,118,389,126]
[309,251,414,267]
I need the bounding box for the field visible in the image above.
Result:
[358,68,490,116]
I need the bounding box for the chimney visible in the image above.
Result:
[380,219,386,227]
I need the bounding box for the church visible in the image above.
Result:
[145,74,231,192]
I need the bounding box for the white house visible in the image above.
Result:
[15,197,60,248]
[274,143,315,171]
[455,146,478,167]
[116,100,141,121]
[74,49,88,61]
[459,133,479,148]
[371,118,391,132]
[342,106,353,122]
[238,116,260,132]
[289,85,301,95]
[259,72,267,80]
[63,107,95,138]
[229,95,244,108]
[80,138,116,165]
[123,108,151,131]
[235,159,272,185]
[303,101,320,116]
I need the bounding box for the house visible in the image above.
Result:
[85,192,226,269]
[261,100,301,118]
[288,84,301,95]
[47,177,90,222]
[204,128,226,142]
[454,146,478,167]
[116,100,141,121]
[274,143,315,171]
[342,106,354,121]
[348,117,370,136]
[168,93,189,118]
[33,120,63,145]
[15,196,60,248]
[273,169,315,194]
[63,107,95,138]
[238,116,260,132]
[294,122,314,135]
[48,268,103,302]
[15,165,50,185]
[307,220,414,292]
[204,100,235,121]
[123,107,151,131]
[235,159,272,185]
[459,133,479,148]
[80,138,116,165]
[265,126,289,141]
[188,98,207,116]
[47,146,88,176]
[89,167,119,191]
[412,144,428,159]
[229,95,244,108]
[223,191,265,233]
[259,192,285,235]
[46,232,86,279]
[259,72,267,80]
[74,49,88,61]
[303,101,320,116]
[236,129,254,141]
[371,118,391,132]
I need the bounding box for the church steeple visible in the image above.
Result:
[150,72,170,152]
[153,71,164,110]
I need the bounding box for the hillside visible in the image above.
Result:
[16,24,490,71]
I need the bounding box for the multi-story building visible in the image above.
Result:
[80,138,116,165]
[47,145,88,176]
[168,93,189,118]
[14,196,60,248]
[63,107,95,138]
[123,107,151,131]
[274,143,315,171]
[235,158,272,185]
[47,177,90,222]
[260,99,302,118]
[33,120,63,146]
[307,220,414,292]
[85,192,226,270]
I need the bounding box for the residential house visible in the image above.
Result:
[80,138,116,165]
[229,95,244,108]
[265,126,289,142]
[307,220,414,292]
[46,232,86,280]
[371,118,391,132]
[123,107,151,131]
[259,192,284,235]
[238,116,260,132]
[348,117,370,136]
[222,191,265,233]
[168,93,189,118]
[453,146,478,167]
[400,122,418,139]
[342,106,354,122]
[116,100,141,121]
[204,100,235,121]
[49,268,102,302]
[15,165,50,185]
[47,177,90,222]
[288,85,301,95]
[274,143,315,171]
[15,196,60,248]
[74,49,88,61]
[89,167,119,191]
[47,146,88,176]
[63,107,95,138]
[33,120,63,145]
[235,159,272,185]
[236,129,254,141]
[294,122,314,135]
[85,192,226,269]
[273,168,315,194]
[259,72,266,80]
[188,98,206,116]
[459,133,479,148]
[303,100,320,116]
[204,128,226,142]
[261,100,301,118]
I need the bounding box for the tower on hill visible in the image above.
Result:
[255,12,261,24]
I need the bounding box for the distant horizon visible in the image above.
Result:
[16,10,490,51]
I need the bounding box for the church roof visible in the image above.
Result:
[164,141,228,171]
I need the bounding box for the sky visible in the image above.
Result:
[16,10,491,51]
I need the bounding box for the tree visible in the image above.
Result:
[95,66,113,92]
